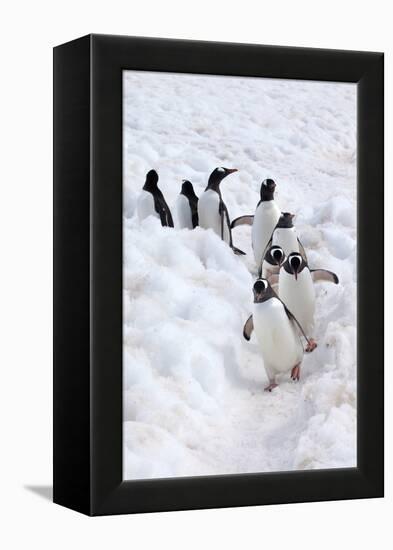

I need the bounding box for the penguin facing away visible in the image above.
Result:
[243,278,312,392]
[272,252,339,352]
[231,179,281,266]
[176,180,199,229]
[265,212,307,261]
[136,169,174,227]
[198,167,245,255]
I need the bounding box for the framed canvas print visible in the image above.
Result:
[53,34,384,516]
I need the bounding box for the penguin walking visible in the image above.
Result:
[231,179,281,267]
[176,180,199,229]
[273,252,339,352]
[260,245,286,279]
[198,167,245,255]
[136,169,174,227]
[243,278,312,392]
[265,212,307,260]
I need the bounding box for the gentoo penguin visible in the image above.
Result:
[198,167,245,255]
[243,278,312,391]
[136,169,174,227]
[265,212,307,260]
[274,252,339,352]
[176,180,199,229]
[231,179,281,266]
[260,245,286,279]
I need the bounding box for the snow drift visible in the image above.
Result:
[123,71,357,479]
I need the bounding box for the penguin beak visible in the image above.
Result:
[225,168,238,175]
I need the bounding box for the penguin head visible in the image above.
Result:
[207,167,238,189]
[260,179,276,201]
[286,252,304,280]
[277,212,295,228]
[253,278,271,303]
[265,245,286,267]
[181,180,196,198]
[144,169,159,190]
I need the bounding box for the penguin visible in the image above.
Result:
[260,245,286,279]
[265,212,307,260]
[273,252,339,352]
[176,180,199,229]
[136,169,174,227]
[231,178,281,266]
[243,278,312,392]
[198,167,245,255]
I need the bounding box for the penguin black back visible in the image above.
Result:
[143,169,174,227]
[181,180,199,228]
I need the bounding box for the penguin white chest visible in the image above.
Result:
[272,228,299,257]
[252,201,281,266]
[198,190,230,243]
[176,195,193,229]
[279,269,315,335]
[136,190,158,221]
[253,298,303,374]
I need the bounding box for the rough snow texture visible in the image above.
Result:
[123,71,357,480]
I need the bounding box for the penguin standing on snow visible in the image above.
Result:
[136,169,174,227]
[198,167,245,255]
[265,212,307,260]
[243,278,313,392]
[231,178,281,266]
[176,180,199,229]
[271,252,339,352]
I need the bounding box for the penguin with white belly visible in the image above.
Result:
[260,245,286,279]
[243,278,312,392]
[136,169,174,227]
[274,252,339,352]
[198,167,245,255]
[176,180,199,229]
[265,212,307,260]
[231,179,281,267]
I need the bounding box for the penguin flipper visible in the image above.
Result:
[271,288,311,350]
[283,306,311,349]
[311,269,339,284]
[231,215,254,229]
[232,246,246,256]
[163,200,174,227]
[243,315,254,341]
[190,197,199,228]
[298,238,308,262]
[218,200,226,240]
[154,191,174,227]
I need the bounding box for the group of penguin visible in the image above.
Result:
[136,167,339,392]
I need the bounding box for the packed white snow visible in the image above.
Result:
[123,71,357,480]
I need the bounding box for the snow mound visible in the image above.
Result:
[123,71,357,479]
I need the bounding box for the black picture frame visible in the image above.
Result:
[53,34,384,516]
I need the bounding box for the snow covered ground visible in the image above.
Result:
[123,71,357,480]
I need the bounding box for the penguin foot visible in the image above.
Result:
[291,365,301,381]
[264,383,278,392]
[305,339,317,353]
